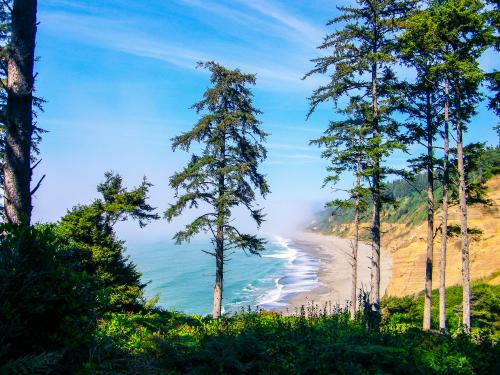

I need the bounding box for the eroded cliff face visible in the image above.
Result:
[328,176,500,297]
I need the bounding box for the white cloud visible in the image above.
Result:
[237,0,323,43]
[40,9,323,91]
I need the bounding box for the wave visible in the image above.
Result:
[256,235,320,310]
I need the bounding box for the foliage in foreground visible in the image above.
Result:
[85,304,499,375]
[82,281,500,374]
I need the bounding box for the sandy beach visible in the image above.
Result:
[285,232,392,311]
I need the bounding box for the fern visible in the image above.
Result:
[0,352,61,375]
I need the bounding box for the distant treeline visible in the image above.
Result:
[312,146,500,231]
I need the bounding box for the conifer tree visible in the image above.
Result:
[431,0,493,331]
[439,71,451,331]
[56,172,159,311]
[166,62,269,319]
[1,0,38,225]
[304,0,413,315]
[398,4,443,331]
[311,99,370,320]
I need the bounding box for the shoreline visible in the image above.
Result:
[280,231,392,312]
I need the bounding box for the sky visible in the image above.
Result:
[33,0,498,242]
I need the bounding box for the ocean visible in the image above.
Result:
[127,235,320,315]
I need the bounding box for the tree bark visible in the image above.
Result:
[212,235,224,319]
[370,60,381,315]
[423,89,434,331]
[213,128,226,319]
[2,0,37,226]
[456,104,470,331]
[351,157,361,320]
[439,77,449,332]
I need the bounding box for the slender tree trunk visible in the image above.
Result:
[351,157,361,320]
[456,99,471,331]
[439,77,449,332]
[213,131,226,319]
[423,89,434,331]
[370,61,381,315]
[2,0,37,225]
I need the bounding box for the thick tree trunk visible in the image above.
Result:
[439,77,449,332]
[351,157,361,320]
[2,0,37,225]
[456,114,470,331]
[423,90,434,331]
[370,62,381,315]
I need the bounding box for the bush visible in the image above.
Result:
[0,224,98,371]
[85,307,500,374]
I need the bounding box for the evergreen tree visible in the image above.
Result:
[304,0,413,315]
[310,99,370,320]
[1,0,38,225]
[55,172,159,311]
[398,3,443,331]
[166,62,269,319]
[432,0,493,331]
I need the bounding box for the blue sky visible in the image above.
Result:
[33,0,498,241]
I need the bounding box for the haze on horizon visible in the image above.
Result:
[33,0,498,242]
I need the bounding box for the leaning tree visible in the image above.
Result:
[166,62,269,318]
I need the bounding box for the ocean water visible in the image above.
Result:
[127,235,320,315]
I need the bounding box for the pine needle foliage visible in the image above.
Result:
[304,0,416,314]
[166,62,269,317]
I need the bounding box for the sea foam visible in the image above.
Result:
[257,235,320,310]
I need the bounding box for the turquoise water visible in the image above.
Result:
[127,235,320,316]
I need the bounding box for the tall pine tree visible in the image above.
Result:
[1,0,38,225]
[166,62,269,319]
[310,99,371,320]
[304,0,413,315]
[398,3,443,331]
[432,0,493,331]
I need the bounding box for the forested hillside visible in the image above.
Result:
[311,146,500,231]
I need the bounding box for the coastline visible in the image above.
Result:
[282,231,392,312]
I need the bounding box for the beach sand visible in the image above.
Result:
[285,231,392,311]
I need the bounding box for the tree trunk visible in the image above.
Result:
[351,157,361,320]
[439,77,449,332]
[370,61,381,315]
[423,89,434,331]
[456,106,470,331]
[212,235,224,319]
[2,0,37,226]
[213,128,226,319]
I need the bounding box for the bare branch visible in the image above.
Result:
[30,174,46,196]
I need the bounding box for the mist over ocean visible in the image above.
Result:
[127,235,319,315]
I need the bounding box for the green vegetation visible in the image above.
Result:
[54,172,159,312]
[166,62,269,318]
[382,277,500,339]
[313,146,500,232]
[0,0,499,373]
[80,280,500,374]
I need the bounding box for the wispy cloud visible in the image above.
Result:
[40,10,322,91]
[178,0,323,45]
[237,0,323,43]
[41,11,207,70]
